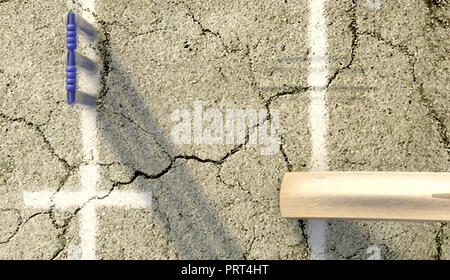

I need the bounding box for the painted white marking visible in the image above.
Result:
[366,245,383,260]
[67,244,82,260]
[23,189,152,260]
[24,0,153,260]
[306,0,329,260]
[78,0,101,260]
[365,0,381,10]
[23,191,152,209]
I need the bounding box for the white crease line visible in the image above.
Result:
[23,188,152,261]
[80,202,97,260]
[306,0,329,260]
[23,191,153,209]
[78,0,100,261]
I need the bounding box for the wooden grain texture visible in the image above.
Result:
[280,172,450,222]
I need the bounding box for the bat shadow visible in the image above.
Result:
[96,55,244,259]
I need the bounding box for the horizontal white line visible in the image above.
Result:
[23,191,152,209]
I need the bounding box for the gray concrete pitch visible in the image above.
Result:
[93,0,310,259]
[0,0,448,260]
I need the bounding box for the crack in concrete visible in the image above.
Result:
[88,2,321,259]
[411,59,450,160]
[243,236,257,260]
[1,15,81,258]
[103,20,168,38]
[115,135,253,189]
[242,219,259,260]
[327,2,358,88]
[279,135,293,172]
[356,33,449,158]
[45,168,110,259]
[0,208,22,244]
[265,87,309,172]
[0,112,74,171]
[113,114,262,188]
[183,2,221,38]
[2,1,261,259]
[342,8,449,160]
[43,168,147,260]
[0,110,80,255]
[115,161,174,187]
[99,107,174,162]
[435,222,447,259]
[266,86,310,107]
[416,83,450,157]
[93,3,263,172]
[1,79,57,128]
[0,210,50,245]
[424,0,449,29]
[233,33,307,251]
[323,1,449,259]
[244,40,309,174]
[359,30,414,58]
[298,219,310,245]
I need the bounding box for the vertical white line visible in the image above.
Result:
[307,0,329,260]
[73,0,99,260]
[79,202,97,259]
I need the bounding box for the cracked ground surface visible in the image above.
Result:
[0,0,448,259]
[326,0,449,259]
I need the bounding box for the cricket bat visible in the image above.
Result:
[280,172,450,222]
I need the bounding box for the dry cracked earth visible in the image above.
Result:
[0,0,449,259]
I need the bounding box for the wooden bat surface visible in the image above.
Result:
[280,172,450,222]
